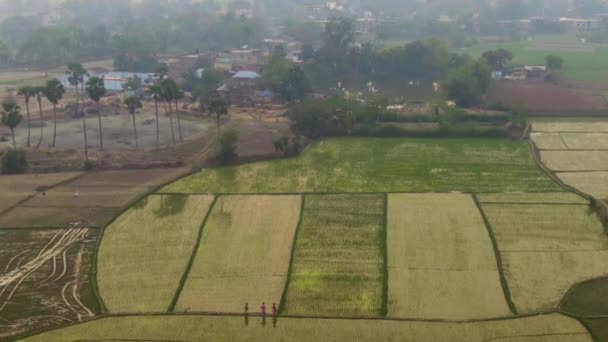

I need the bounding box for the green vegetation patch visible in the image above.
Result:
[561,278,608,316]
[18,314,591,342]
[97,195,214,313]
[162,138,561,194]
[0,228,99,341]
[282,194,385,317]
[482,203,608,313]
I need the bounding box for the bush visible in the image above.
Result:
[218,129,239,164]
[1,149,28,174]
[378,112,436,123]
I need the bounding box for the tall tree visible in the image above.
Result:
[147,84,162,148]
[482,49,513,70]
[66,62,87,117]
[34,86,45,148]
[42,79,65,148]
[124,96,142,150]
[209,96,229,134]
[160,79,176,145]
[85,76,107,151]
[1,102,22,151]
[17,86,36,147]
[173,85,184,143]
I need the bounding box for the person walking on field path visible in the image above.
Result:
[272,303,277,316]
[261,302,267,316]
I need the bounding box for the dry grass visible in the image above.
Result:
[533,121,608,133]
[540,150,608,171]
[477,192,588,204]
[560,133,608,150]
[530,133,567,150]
[175,195,301,313]
[387,194,511,319]
[482,203,608,313]
[557,171,608,200]
[19,314,591,342]
[97,195,214,313]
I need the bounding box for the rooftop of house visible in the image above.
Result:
[232,71,261,79]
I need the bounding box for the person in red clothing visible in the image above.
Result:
[261,302,267,316]
[271,303,277,316]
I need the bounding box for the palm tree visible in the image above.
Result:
[17,86,36,147]
[160,79,176,145]
[33,86,45,148]
[42,79,65,148]
[170,81,184,143]
[147,84,162,148]
[85,77,107,151]
[209,96,229,135]
[66,62,87,117]
[1,102,22,151]
[124,96,142,150]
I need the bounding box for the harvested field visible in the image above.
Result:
[482,203,608,313]
[540,151,608,171]
[530,133,567,150]
[0,172,81,213]
[560,133,608,150]
[477,192,588,204]
[97,195,214,313]
[282,194,385,317]
[387,194,511,319]
[557,172,608,200]
[175,195,301,313]
[0,168,188,228]
[19,314,591,342]
[162,138,561,194]
[487,82,608,115]
[0,228,98,341]
[533,120,608,133]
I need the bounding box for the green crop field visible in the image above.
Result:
[175,195,301,313]
[387,194,511,319]
[162,138,561,194]
[282,194,385,317]
[97,195,214,313]
[481,200,608,314]
[19,314,591,342]
[466,40,608,81]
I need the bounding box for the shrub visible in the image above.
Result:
[1,149,28,174]
[218,129,239,164]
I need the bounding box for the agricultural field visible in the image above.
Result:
[175,195,301,313]
[0,228,99,341]
[558,171,608,200]
[282,194,385,317]
[162,138,562,194]
[19,314,591,342]
[480,198,608,313]
[0,172,81,213]
[97,194,214,313]
[540,150,608,171]
[477,192,588,204]
[387,194,511,320]
[0,168,188,228]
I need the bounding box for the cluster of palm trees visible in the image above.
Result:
[5,63,230,159]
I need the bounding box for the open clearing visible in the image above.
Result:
[0,168,188,228]
[532,120,608,133]
[481,200,608,313]
[282,194,385,317]
[387,194,511,320]
[175,195,301,313]
[530,133,568,150]
[557,171,608,200]
[97,195,214,313]
[162,138,561,194]
[540,150,608,171]
[0,228,98,341]
[532,132,608,150]
[19,314,591,342]
[0,172,81,213]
